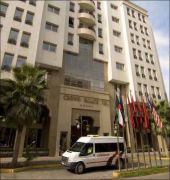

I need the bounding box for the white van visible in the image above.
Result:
[61,135,126,174]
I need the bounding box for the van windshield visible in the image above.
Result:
[69,142,85,152]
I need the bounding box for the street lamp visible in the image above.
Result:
[76,116,89,137]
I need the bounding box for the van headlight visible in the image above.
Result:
[61,156,68,165]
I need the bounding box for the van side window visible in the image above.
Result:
[81,143,93,156]
[118,143,124,151]
[95,143,118,153]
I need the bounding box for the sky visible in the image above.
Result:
[133,0,170,100]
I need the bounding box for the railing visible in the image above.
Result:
[79,9,95,18]
[78,24,95,33]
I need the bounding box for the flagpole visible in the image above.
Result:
[122,125,128,171]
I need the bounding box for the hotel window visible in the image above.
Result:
[150,54,154,64]
[138,50,142,61]
[98,28,103,38]
[16,56,26,67]
[99,43,104,54]
[140,25,144,34]
[25,11,34,25]
[116,62,124,71]
[112,16,119,23]
[114,46,122,53]
[145,53,149,63]
[141,66,145,78]
[68,33,74,45]
[14,8,23,22]
[69,2,75,12]
[138,13,141,21]
[20,32,30,48]
[97,2,101,10]
[29,0,36,6]
[153,70,157,81]
[45,22,58,32]
[134,22,137,31]
[129,20,132,29]
[113,30,121,37]
[148,68,152,79]
[142,38,146,48]
[0,2,8,17]
[144,84,148,96]
[138,83,142,96]
[135,65,140,76]
[151,86,156,98]
[145,27,148,36]
[130,33,135,43]
[133,48,137,59]
[8,28,19,45]
[69,17,74,28]
[98,14,102,23]
[136,35,140,45]
[156,87,161,99]
[127,7,130,16]
[142,15,146,23]
[1,53,14,71]
[111,4,118,10]
[43,41,57,52]
[132,9,135,18]
[48,4,60,14]
[147,40,151,49]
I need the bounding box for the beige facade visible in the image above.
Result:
[0,0,168,157]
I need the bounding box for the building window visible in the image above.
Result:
[127,7,130,16]
[97,2,101,10]
[98,14,102,23]
[150,54,154,64]
[116,62,124,71]
[144,84,148,96]
[20,32,30,48]
[156,87,161,99]
[16,56,26,67]
[98,28,103,38]
[69,2,75,12]
[140,25,144,34]
[148,68,152,79]
[138,83,142,96]
[14,8,23,22]
[133,48,137,59]
[113,30,121,37]
[130,33,135,43]
[142,38,146,48]
[99,43,104,54]
[0,2,8,17]
[141,66,145,78]
[145,53,149,63]
[136,35,140,45]
[48,4,60,14]
[138,50,142,61]
[151,86,156,98]
[153,70,157,81]
[112,16,119,23]
[43,41,57,52]
[138,13,141,21]
[114,46,122,53]
[29,0,36,6]
[1,53,14,71]
[8,28,19,45]
[147,40,151,49]
[134,22,137,31]
[132,9,135,18]
[68,33,73,45]
[129,20,132,28]
[142,15,146,23]
[135,65,140,76]
[145,27,148,36]
[25,11,34,25]
[69,17,74,28]
[111,4,118,10]
[45,22,58,32]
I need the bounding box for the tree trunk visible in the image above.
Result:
[11,126,23,167]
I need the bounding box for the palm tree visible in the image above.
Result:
[0,64,49,167]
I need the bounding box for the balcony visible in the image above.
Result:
[78,10,95,25]
[78,26,96,41]
[78,0,95,11]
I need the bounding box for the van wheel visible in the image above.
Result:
[75,162,85,174]
[115,159,124,169]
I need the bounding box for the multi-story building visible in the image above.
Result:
[0,0,167,157]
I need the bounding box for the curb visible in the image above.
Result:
[0,163,63,173]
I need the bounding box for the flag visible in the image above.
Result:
[142,97,150,129]
[127,96,136,128]
[147,96,163,128]
[115,94,124,127]
[131,95,139,129]
[136,95,143,126]
[119,94,125,122]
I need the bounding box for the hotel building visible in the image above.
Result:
[0,0,167,156]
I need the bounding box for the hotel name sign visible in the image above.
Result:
[63,94,109,106]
